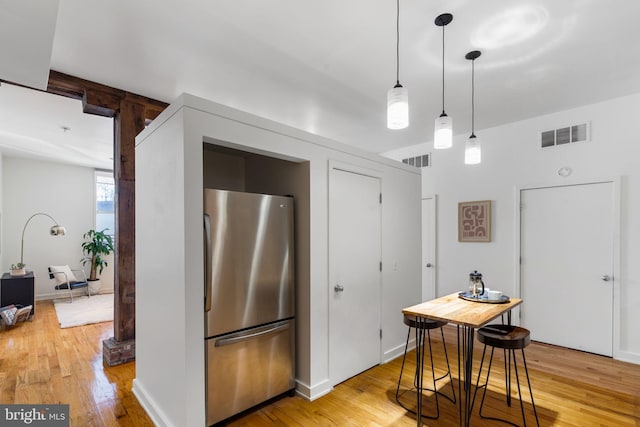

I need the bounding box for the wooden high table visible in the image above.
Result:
[402,292,523,427]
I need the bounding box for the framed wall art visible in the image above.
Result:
[458,200,491,242]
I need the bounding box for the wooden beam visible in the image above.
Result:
[112,98,147,341]
[47,70,123,102]
[47,70,167,118]
[45,70,169,346]
[83,89,120,117]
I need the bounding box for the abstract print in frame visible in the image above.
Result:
[458,200,491,242]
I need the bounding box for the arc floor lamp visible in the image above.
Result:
[20,212,66,265]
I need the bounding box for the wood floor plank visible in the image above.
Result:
[1,301,639,426]
[0,300,153,427]
[230,325,640,427]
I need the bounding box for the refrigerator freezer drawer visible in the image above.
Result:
[206,319,295,425]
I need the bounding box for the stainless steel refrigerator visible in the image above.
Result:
[204,189,295,426]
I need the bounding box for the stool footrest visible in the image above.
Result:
[396,386,456,417]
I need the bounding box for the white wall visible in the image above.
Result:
[1,157,114,298]
[134,94,421,427]
[384,93,640,364]
[0,152,3,272]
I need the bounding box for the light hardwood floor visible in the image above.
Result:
[1,300,639,426]
[0,299,153,426]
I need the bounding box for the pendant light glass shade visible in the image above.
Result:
[387,83,409,129]
[434,13,453,149]
[465,134,481,164]
[434,113,453,149]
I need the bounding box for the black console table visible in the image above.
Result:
[1,272,35,316]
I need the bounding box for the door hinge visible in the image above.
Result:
[379,193,382,204]
[380,329,382,339]
[379,262,382,272]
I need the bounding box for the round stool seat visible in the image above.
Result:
[477,324,530,350]
[403,314,447,330]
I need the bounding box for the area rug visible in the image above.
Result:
[53,294,113,328]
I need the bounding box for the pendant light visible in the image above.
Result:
[387,0,408,129]
[465,50,482,165]
[433,13,453,149]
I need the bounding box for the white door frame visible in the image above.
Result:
[328,159,383,379]
[514,177,621,358]
[422,194,437,301]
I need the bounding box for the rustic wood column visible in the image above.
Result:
[45,71,167,362]
[113,98,146,341]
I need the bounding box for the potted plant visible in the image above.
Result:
[9,262,26,276]
[81,229,114,294]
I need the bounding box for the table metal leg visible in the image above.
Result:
[466,326,475,426]
[415,317,424,425]
[456,325,475,427]
[457,326,463,427]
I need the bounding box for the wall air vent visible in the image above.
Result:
[402,153,431,168]
[541,122,590,149]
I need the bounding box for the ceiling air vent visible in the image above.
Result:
[402,153,431,168]
[541,122,590,148]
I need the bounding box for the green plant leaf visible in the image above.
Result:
[81,228,114,281]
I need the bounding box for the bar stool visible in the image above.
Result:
[395,314,456,419]
[472,324,540,427]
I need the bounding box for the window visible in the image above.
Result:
[96,171,115,238]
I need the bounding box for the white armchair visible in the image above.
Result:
[48,265,90,302]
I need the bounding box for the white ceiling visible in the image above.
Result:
[0,83,113,170]
[2,0,640,169]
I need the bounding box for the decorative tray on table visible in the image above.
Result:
[458,291,510,304]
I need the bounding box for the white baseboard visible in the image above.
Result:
[615,350,640,365]
[35,289,114,301]
[382,339,413,364]
[295,378,332,401]
[132,379,175,427]
[35,292,59,301]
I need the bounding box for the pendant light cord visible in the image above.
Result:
[395,0,400,85]
[465,50,481,138]
[441,24,445,114]
[471,58,475,135]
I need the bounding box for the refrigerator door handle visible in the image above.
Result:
[215,322,290,347]
[204,213,212,312]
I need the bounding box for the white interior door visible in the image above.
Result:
[421,197,436,301]
[329,167,381,385]
[520,182,615,356]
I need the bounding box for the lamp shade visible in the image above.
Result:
[50,225,66,236]
[387,84,409,129]
[434,114,453,149]
[465,134,481,165]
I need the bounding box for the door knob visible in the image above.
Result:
[334,284,344,292]
[601,275,611,282]
[426,263,433,268]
